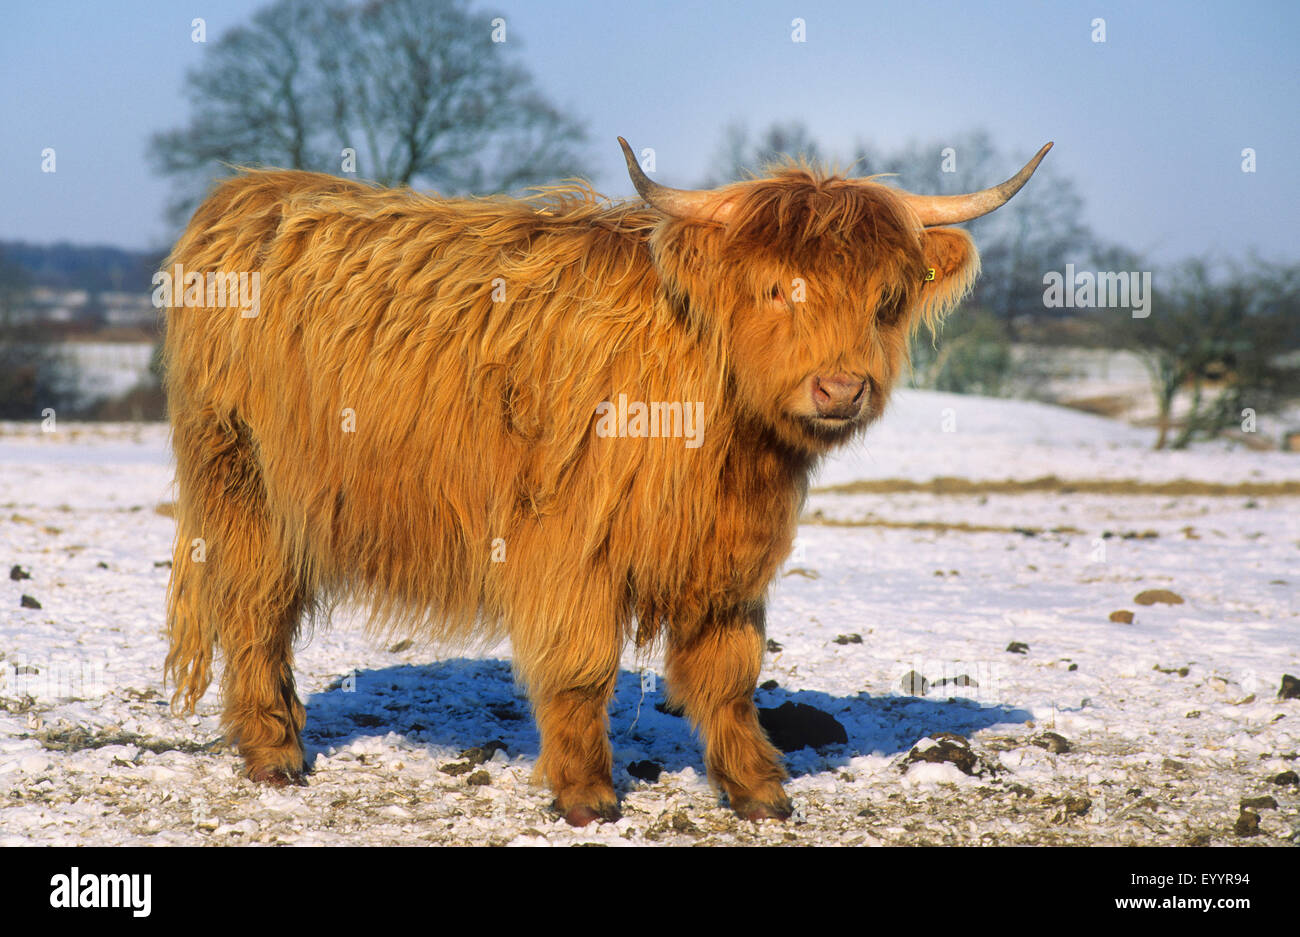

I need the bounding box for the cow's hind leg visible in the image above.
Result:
[666,603,791,820]
[512,584,624,826]
[167,414,309,785]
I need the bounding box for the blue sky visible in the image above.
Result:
[1,0,1297,263]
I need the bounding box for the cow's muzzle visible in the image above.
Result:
[809,374,867,420]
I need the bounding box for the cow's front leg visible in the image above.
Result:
[666,602,792,820]
[531,678,620,826]
[514,591,623,826]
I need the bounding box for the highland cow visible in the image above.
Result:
[163,137,1050,825]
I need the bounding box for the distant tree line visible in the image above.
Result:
[0,241,163,293]
[0,247,78,418]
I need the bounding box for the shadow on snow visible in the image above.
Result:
[302,658,1032,789]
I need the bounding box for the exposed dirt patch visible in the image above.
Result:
[801,511,1083,536]
[1135,589,1185,606]
[29,726,214,755]
[813,475,1300,497]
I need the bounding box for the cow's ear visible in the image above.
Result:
[912,226,980,333]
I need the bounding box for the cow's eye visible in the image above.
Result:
[767,283,784,302]
[877,300,903,326]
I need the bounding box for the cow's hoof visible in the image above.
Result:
[248,766,306,787]
[557,802,621,827]
[732,797,793,821]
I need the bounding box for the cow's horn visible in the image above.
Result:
[897,142,1054,226]
[618,137,732,222]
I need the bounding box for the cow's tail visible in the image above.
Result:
[165,548,214,716]
[164,453,219,715]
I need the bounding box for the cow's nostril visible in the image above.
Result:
[811,375,866,418]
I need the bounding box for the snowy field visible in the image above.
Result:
[1,389,1297,846]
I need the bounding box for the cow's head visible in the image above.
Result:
[620,137,1051,454]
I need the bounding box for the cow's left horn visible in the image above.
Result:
[618,137,732,223]
[898,142,1054,226]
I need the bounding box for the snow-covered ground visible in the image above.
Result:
[1,389,1297,846]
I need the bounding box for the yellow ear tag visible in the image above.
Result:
[923,268,936,282]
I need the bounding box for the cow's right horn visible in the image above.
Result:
[896,142,1054,227]
[618,137,732,223]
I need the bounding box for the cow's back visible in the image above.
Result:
[163,170,670,641]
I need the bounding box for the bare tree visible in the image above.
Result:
[1106,258,1300,449]
[149,0,590,224]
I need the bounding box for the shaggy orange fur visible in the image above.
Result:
[163,159,981,823]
